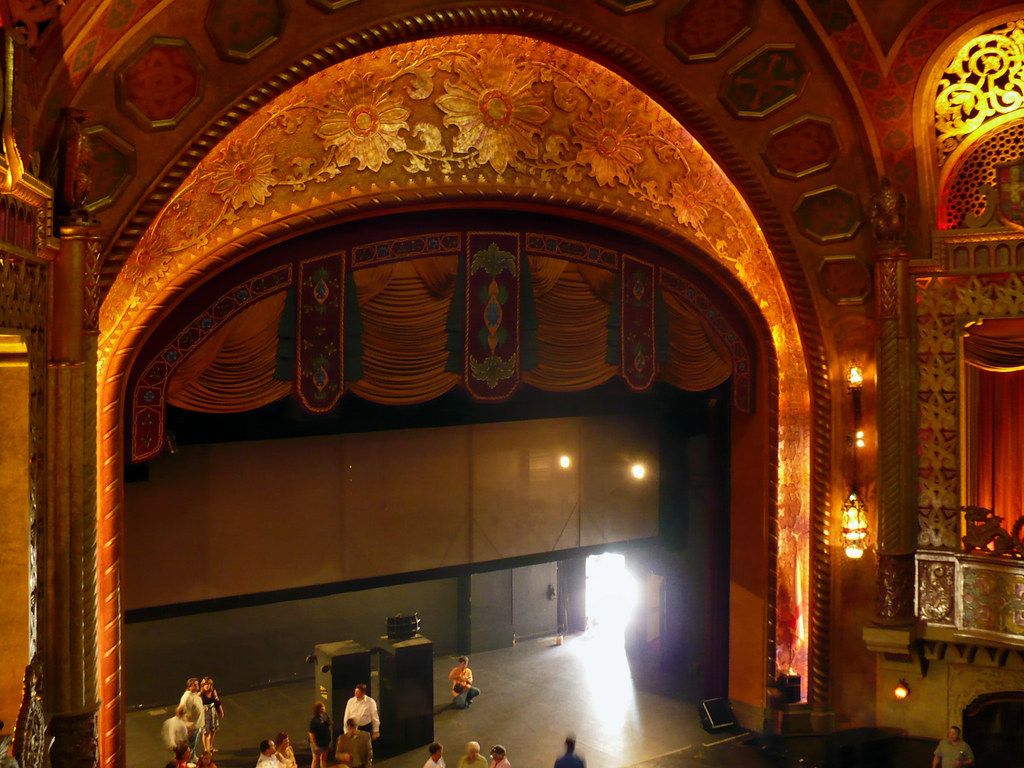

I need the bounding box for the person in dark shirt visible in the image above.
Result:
[308,701,332,768]
[553,734,584,768]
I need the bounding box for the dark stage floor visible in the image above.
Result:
[128,631,790,768]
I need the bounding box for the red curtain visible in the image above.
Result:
[965,317,1024,534]
[975,367,1024,531]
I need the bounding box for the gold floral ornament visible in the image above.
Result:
[436,46,550,173]
[210,141,277,209]
[668,176,710,228]
[573,102,646,186]
[315,83,410,172]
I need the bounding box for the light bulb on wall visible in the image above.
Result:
[631,463,645,480]
[893,680,910,700]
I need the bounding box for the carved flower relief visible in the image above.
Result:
[315,88,411,172]
[121,231,170,288]
[209,141,277,210]
[572,103,645,187]
[668,177,711,228]
[436,47,550,173]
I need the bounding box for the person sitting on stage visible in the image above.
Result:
[448,656,480,709]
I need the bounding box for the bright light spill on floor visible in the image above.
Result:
[569,553,640,733]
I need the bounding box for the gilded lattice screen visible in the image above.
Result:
[936,19,1024,167]
[916,273,1024,547]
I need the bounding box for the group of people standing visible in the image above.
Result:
[161,677,224,768]
[424,735,583,768]
[308,684,381,768]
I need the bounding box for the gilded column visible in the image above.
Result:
[869,179,916,624]
[45,219,101,768]
[45,107,102,768]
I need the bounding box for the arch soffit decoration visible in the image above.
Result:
[914,10,1024,231]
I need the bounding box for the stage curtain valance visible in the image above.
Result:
[523,258,616,391]
[167,292,291,412]
[162,257,734,411]
[659,291,733,392]
[348,259,461,404]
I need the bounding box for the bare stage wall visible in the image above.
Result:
[124,415,659,610]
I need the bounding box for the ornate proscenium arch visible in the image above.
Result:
[96,32,812,764]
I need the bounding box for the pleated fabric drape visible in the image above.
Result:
[659,291,733,392]
[348,258,461,404]
[167,291,291,412]
[162,255,736,413]
[523,258,617,391]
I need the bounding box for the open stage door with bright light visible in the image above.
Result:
[584,553,638,637]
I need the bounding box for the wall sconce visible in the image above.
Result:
[841,360,870,559]
[845,361,863,393]
[893,679,910,700]
[842,489,869,559]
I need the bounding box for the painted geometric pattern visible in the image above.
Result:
[118,38,203,129]
[720,45,807,118]
[792,186,861,243]
[84,125,134,212]
[762,115,839,179]
[524,233,618,269]
[666,0,757,62]
[962,566,1024,636]
[916,273,1024,549]
[206,0,284,63]
[351,233,461,267]
[131,265,291,461]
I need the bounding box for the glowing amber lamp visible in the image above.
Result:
[841,489,869,559]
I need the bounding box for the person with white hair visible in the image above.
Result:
[458,741,485,768]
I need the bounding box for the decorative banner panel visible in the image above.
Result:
[621,255,657,391]
[131,266,291,461]
[465,234,520,401]
[297,252,344,414]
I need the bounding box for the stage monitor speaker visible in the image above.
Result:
[313,640,372,733]
[376,635,433,760]
[699,697,735,732]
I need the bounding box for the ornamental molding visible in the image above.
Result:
[936,19,1024,167]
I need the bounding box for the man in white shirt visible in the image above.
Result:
[179,677,205,757]
[343,684,380,740]
[423,742,445,768]
[161,705,189,753]
[256,739,280,768]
